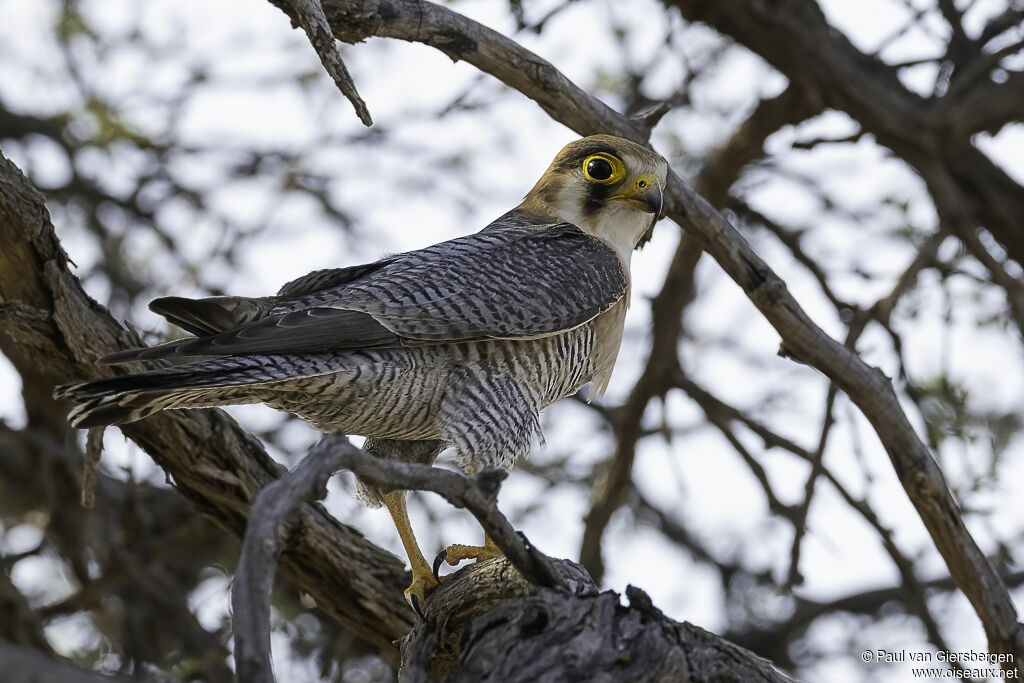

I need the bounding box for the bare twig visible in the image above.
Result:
[674,373,967,668]
[956,228,1024,339]
[783,384,837,589]
[286,0,372,126]
[977,6,1024,47]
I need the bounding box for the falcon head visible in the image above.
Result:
[520,134,669,260]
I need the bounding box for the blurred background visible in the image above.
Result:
[1,0,1022,681]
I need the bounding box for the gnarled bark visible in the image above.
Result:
[399,558,794,683]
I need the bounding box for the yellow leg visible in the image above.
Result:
[382,490,438,616]
[433,463,505,573]
[435,533,503,576]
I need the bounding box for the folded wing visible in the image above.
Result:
[104,222,627,362]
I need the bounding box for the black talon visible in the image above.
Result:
[410,594,424,620]
[432,549,449,581]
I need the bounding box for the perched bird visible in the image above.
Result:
[55,135,669,612]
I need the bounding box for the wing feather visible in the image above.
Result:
[107,219,627,361]
[334,222,627,341]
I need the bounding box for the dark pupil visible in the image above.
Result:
[587,158,613,181]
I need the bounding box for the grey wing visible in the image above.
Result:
[106,223,626,361]
[340,223,628,341]
[99,261,396,363]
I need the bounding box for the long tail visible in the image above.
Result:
[54,356,308,428]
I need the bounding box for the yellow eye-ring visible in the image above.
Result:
[583,153,626,185]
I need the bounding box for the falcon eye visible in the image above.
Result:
[583,153,626,185]
[587,158,613,180]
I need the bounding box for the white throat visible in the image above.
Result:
[562,201,651,272]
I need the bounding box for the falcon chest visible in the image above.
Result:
[587,297,628,398]
[579,205,647,398]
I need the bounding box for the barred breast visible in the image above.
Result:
[262,322,600,457]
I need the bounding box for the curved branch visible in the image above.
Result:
[233,435,364,683]
[321,0,650,141]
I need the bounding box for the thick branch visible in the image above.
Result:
[0,150,414,660]
[399,557,796,683]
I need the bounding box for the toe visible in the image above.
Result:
[403,573,439,619]
[408,593,424,620]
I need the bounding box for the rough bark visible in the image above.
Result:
[398,558,795,683]
[5,0,1022,676]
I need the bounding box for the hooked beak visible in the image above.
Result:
[612,178,664,219]
[610,176,665,249]
[647,183,665,220]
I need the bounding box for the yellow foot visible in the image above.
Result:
[432,539,503,580]
[404,572,442,619]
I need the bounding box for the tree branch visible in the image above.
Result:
[664,0,1024,265]
[0,150,414,661]
[579,83,821,583]
[281,0,373,125]
[319,0,651,141]
[399,556,797,682]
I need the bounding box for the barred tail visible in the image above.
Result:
[53,356,307,428]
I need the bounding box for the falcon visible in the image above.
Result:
[55,134,669,613]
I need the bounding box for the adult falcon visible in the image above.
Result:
[56,135,670,612]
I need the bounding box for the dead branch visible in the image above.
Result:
[233,434,364,682]
[282,0,373,125]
